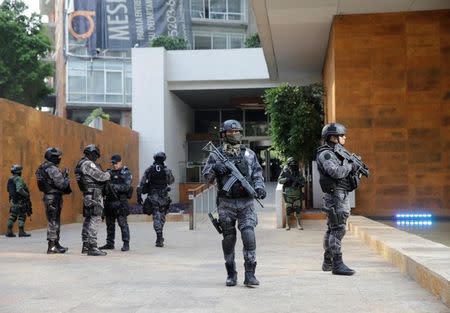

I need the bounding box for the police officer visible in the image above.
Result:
[36,148,72,253]
[76,144,111,256]
[202,119,266,287]
[6,165,32,237]
[278,157,305,230]
[100,154,132,252]
[316,123,360,276]
[137,152,174,248]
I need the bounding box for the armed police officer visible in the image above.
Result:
[100,154,132,252]
[202,119,266,287]
[36,148,72,253]
[316,123,368,276]
[137,152,174,248]
[76,144,111,256]
[278,157,305,230]
[6,165,32,237]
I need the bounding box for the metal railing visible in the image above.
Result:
[188,183,217,230]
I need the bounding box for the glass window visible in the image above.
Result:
[191,0,205,18]
[106,71,122,93]
[105,61,123,70]
[213,35,227,49]
[194,34,211,49]
[68,69,86,93]
[210,0,226,19]
[228,0,242,14]
[87,94,105,102]
[245,110,268,136]
[68,60,85,70]
[87,71,104,94]
[195,110,220,134]
[230,35,244,48]
[106,95,123,103]
[222,109,243,124]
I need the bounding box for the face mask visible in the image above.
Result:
[225,132,242,144]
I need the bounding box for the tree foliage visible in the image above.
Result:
[0,0,53,107]
[150,36,188,50]
[264,83,324,165]
[83,108,110,126]
[245,33,261,48]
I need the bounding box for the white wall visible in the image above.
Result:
[164,90,194,202]
[166,48,269,82]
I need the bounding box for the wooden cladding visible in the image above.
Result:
[324,10,450,217]
[0,99,139,232]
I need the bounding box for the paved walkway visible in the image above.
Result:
[0,184,448,313]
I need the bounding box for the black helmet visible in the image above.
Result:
[321,123,346,139]
[44,147,63,164]
[83,144,100,161]
[153,151,166,163]
[11,164,23,175]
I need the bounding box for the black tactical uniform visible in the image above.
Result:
[100,154,132,252]
[316,123,361,276]
[76,144,111,256]
[36,148,72,253]
[6,165,32,238]
[202,119,266,287]
[137,152,174,248]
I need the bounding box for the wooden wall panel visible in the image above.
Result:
[0,99,139,233]
[324,10,450,217]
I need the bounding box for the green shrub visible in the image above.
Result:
[245,33,261,48]
[150,36,188,50]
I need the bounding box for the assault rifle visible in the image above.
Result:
[202,141,264,208]
[334,144,370,178]
[208,212,223,234]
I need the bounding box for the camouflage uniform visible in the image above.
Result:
[103,166,132,248]
[39,161,71,244]
[78,158,111,251]
[202,142,265,285]
[139,158,174,247]
[278,164,305,230]
[6,175,31,236]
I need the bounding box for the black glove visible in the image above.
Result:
[255,188,266,200]
[212,162,229,175]
[137,187,143,205]
[350,162,359,172]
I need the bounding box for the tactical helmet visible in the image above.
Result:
[321,123,346,139]
[44,147,63,164]
[11,164,23,175]
[220,119,243,144]
[83,144,100,161]
[287,157,297,167]
[153,151,166,163]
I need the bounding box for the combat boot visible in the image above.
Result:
[155,233,164,247]
[225,262,237,286]
[5,226,16,237]
[81,242,89,254]
[99,243,115,250]
[47,241,66,254]
[322,252,332,271]
[19,227,31,237]
[121,241,129,251]
[332,253,355,276]
[55,241,68,253]
[244,262,260,287]
[87,244,107,256]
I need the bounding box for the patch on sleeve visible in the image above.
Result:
[90,163,96,168]
[324,153,331,160]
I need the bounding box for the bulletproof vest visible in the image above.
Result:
[75,158,87,192]
[283,167,301,188]
[218,146,253,198]
[7,176,19,202]
[316,144,352,193]
[108,167,131,198]
[35,162,58,193]
[146,164,168,190]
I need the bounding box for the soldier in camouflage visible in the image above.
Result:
[76,144,111,256]
[278,157,305,230]
[202,119,266,287]
[6,165,32,238]
[137,151,174,248]
[316,123,360,276]
[36,148,72,253]
[100,154,132,252]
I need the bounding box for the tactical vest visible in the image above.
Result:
[108,167,132,199]
[35,162,56,193]
[146,164,169,190]
[7,176,19,202]
[316,144,352,193]
[218,146,253,198]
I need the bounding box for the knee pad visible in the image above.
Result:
[241,227,256,251]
